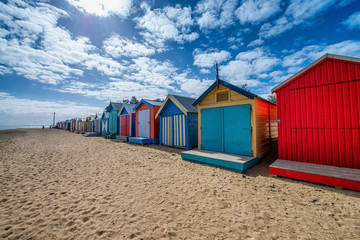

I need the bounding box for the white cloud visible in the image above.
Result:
[195,0,238,30]
[125,57,178,89]
[135,3,198,47]
[342,11,360,30]
[83,54,125,76]
[259,0,338,38]
[0,92,104,125]
[235,0,281,25]
[0,0,126,84]
[67,0,132,18]
[55,79,170,103]
[248,38,264,47]
[219,48,280,87]
[0,65,12,75]
[193,49,231,68]
[282,40,360,68]
[269,71,293,83]
[54,56,182,101]
[173,71,213,97]
[200,68,211,74]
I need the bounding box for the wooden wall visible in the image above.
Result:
[135,103,160,139]
[135,103,151,137]
[255,98,278,158]
[275,58,360,169]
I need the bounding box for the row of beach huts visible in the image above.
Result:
[56,54,360,191]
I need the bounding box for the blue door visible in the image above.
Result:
[224,105,252,156]
[201,108,223,152]
[201,105,252,156]
[109,112,117,134]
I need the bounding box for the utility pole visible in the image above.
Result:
[53,112,55,128]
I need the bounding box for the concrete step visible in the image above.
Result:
[115,136,128,142]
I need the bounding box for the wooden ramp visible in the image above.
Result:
[181,149,259,173]
[270,159,360,191]
[128,137,159,145]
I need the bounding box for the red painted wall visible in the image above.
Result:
[121,115,129,136]
[134,103,160,139]
[152,106,160,138]
[274,58,360,169]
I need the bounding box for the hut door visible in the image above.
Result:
[201,105,252,156]
[223,105,252,156]
[201,108,223,152]
[138,109,150,138]
[109,112,117,134]
[102,119,108,134]
[161,116,173,146]
[121,115,129,136]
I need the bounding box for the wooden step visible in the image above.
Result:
[270,159,360,191]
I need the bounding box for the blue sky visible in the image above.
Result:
[0,0,360,126]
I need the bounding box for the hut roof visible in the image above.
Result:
[119,103,136,115]
[193,78,276,106]
[133,99,163,110]
[271,53,360,93]
[155,94,197,118]
[105,102,122,112]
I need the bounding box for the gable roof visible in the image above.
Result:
[155,94,197,118]
[101,111,109,119]
[105,102,122,112]
[133,99,163,110]
[193,79,275,106]
[118,103,136,116]
[95,113,102,119]
[272,53,360,93]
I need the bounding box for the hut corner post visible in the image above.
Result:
[159,117,162,146]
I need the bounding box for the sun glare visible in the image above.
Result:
[68,0,132,17]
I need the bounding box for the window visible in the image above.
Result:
[216,90,229,102]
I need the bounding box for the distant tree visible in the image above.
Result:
[240,83,251,92]
[130,96,139,104]
[154,98,162,102]
[267,94,276,104]
[122,99,129,103]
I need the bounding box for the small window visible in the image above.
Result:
[216,90,229,102]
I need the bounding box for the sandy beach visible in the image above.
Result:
[0,129,359,239]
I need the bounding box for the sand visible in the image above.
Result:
[0,129,359,240]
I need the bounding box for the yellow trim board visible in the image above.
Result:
[155,95,188,119]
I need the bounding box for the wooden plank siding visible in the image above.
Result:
[135,103,151,137]
[134,103,160,139]
[151,106,161,139]
[255,98,278,158]
[274,57,360,169]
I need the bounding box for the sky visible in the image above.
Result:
[0,0,360,126]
